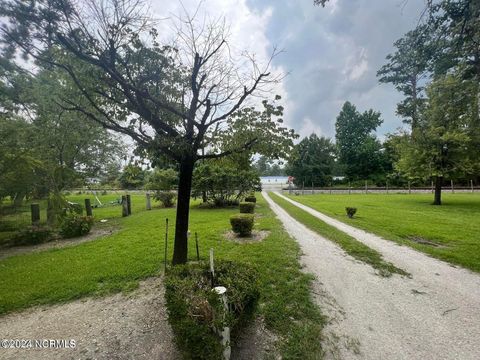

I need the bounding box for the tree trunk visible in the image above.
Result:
[13,191,25,208]
[172,156,195,265]
[433,176,442,205]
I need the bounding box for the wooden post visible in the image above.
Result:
[126,194,132,215]
[195,232,200,261]
[349,182,351,195]
[311,181,314,195]
[451,180,454,193]
[146,193,152,210]
[122,196,128,217]
[365,180,368,194]
[85,199,93,217]
[386,180,389,194]
[302,181,304,195]
[31,203,40,225]
[471,180,474,193]
[330,182,332,195]
[408,181,411,194]
[431,180,434,194]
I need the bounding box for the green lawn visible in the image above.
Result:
[285,192,480,272]
[0,194,324,358]
[270,193,408,277]
[0,193,160,246]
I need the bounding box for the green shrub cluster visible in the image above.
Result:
[60,214,94,238]
[244,196,256,203]
[239,202,255,214]
[153,191,176,208]
[12,226,53,246]
[230,214,254,236]
[345,207,357,218]
[165,261,259,360]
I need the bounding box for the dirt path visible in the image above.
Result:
[264,191,480,360]
[0,277,179,360]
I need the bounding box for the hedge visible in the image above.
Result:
[165,261,259,359]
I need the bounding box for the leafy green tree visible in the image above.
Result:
[192,161,260,207]
[0,117,42,206]
[118,164,147,190]
[335,102,386,181]
[377,26,433,129]
[0,0,296,264]
[426,0,480,80]
[145,168,178,191]
[286,134,335,187]
[395,74,479,205]
[254,156,285,176]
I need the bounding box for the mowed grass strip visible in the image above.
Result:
[0,194,324,358]
[270,192,408,277]
[286,193,480,273]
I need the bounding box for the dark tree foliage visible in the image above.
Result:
[377,26,434,130]
[335,102,387,181]
[286,134,336,187]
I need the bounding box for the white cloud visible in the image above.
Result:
[298,117,323,139]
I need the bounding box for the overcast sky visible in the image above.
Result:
[151,0,426,140]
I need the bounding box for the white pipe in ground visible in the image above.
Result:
[213,286,230,360]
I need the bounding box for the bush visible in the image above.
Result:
[11,226,53,246]
[230,214,254,236]
[60,214,94,238]
[244,196,256,203]
[165,261,259,360]
[239,202,255,214]
[345,207,357,218]
[153,191,176,208]
[213,198,239,208]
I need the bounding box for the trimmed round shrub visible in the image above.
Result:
[345,207,357,218]
[244,196,256,203]
[165,260,259,360]
[239,202,255,214]
[12,226,53,246]
[230,214,254,236]
[153,191,176,208]
[60,214,94,238]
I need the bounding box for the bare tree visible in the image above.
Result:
[0,0,294,264]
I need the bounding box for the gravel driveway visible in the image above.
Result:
[0,277,179,360]
[264,191,480,360]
